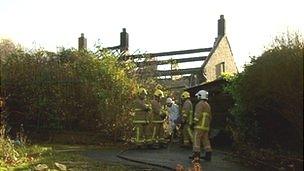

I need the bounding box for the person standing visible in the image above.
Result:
[166,97,179,139]
[133,88,151,146]
[180,91,193,147]
[191,90,212,162]
[151,89,166,145]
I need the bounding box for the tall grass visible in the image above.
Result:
[0,123,50,168]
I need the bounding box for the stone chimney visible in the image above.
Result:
[78,33,87,50]
[120,28,129,52]
[218,15,225,37]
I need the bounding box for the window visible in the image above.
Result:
[215,62,225,78]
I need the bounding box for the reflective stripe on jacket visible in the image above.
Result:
[194,100,211,131]
[133,120,149,124]
[194,112,211,131]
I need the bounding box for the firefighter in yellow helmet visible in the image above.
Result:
[132,88,151,146]
[190,90,212,162]
[150,89,167,146]
[180,91,193,147]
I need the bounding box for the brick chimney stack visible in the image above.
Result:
[120,28,129,52]
[218,15,225,37]
[78,33,87,50]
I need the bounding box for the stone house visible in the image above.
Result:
[160,15,238,89]
[201,15,238,83]
[78,15,238,89]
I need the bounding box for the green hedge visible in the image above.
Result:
[225,33,303,152]
[0,43,138,140]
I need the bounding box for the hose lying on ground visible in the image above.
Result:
[116,148,175,170]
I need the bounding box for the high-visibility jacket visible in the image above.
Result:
[150,99,166,141]
[182,99,193,125]
[151,99,166,121]
[193,100,212,131]
[133,98,150,124]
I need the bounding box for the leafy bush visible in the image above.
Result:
[0,41,139,141]
[0,122,49,168]
[225,32,303,152]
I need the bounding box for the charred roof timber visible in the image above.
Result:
[124,48,212,60]
[75,15,237,83]
[78,33,87,50]
[135,56,208,66]
[155,67,202,77]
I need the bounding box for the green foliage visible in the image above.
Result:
[219,72,235,82]
[0,44,139,140]
[0,123,49,168]
[1,143,141,170]
[225,32,303,152]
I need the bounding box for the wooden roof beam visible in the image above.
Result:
[123,47,212,59]
[155,67,201,77]
[136,56,207,66]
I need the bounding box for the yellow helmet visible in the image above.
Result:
[181,91,190,99]
[154,89,164,98]
[138,88,147,95]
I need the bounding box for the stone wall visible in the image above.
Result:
[203,36,238,82]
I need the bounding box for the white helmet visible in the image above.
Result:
[195,90,208,100]
[166,97,173,104]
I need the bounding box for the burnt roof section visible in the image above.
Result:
[185,78,228,97]
[123,47,212,59]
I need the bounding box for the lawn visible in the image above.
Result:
[0,143,131,171]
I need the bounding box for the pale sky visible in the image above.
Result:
[0,0,303,71]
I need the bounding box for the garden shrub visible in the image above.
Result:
[0,41,140,141]
[225,33,303,153]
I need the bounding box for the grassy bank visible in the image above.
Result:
[0,143,130,170]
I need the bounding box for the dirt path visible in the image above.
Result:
[83,147,162,170]
[83,144,257,171]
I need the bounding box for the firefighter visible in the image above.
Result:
[190,90,212,162]
[151,89,167,146]
[180,91,193,147]
[133,88,151,146]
